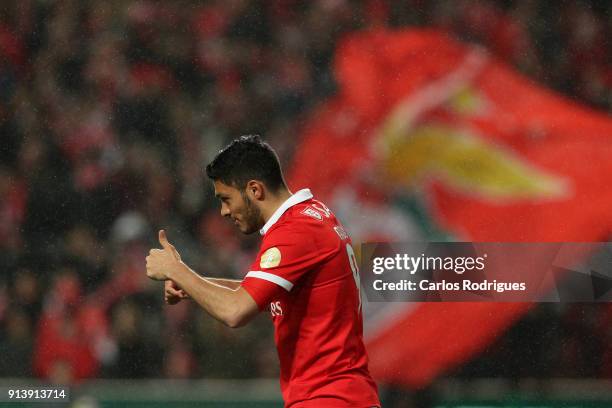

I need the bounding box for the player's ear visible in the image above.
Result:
[246,180,264,200]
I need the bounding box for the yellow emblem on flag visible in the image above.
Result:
[260,247,281,268]
[373,80,568,201]
[381,124,567,200]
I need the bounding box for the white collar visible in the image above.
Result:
[260,188,313,235]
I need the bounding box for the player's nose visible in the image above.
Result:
[220,203,231,218]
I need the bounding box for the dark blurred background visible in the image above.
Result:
[0,0,610,406]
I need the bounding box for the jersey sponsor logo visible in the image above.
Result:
[301,207,323,221]
[311,201,331,218]
[260,247,281,268]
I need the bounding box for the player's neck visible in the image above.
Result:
[261,188,292,224]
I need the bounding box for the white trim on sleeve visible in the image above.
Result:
[245,271,294,291]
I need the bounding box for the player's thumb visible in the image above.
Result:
[159,229,172,250]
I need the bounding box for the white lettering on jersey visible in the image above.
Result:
[270,301,283,317]
[301,207,322,221]
[311,202,331,218]
[345,243,362,311]
[334,225,349,240]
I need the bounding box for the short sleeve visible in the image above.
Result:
[241,227,333,309]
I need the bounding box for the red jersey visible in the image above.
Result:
[241,189,380,408]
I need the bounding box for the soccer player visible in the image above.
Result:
[145,135,380,407]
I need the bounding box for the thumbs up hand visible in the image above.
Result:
[146,230,183,281]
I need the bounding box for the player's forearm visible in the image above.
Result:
[167,262,248,327]
[202,277,242,290]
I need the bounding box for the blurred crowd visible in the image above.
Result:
[0,0,610,384]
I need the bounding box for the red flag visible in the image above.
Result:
[288,29,612,388]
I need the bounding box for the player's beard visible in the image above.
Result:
[240,191,265,235]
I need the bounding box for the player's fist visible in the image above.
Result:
[146,230,183,281]
[165,279,190,305]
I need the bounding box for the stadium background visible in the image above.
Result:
[0,0,610,407]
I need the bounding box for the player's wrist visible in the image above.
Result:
[166,260,188,281]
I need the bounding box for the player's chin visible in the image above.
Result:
[240,224,259,235]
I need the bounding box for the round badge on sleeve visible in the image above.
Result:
[260,247,281,268]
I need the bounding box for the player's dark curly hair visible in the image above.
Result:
[205,135,287,192]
